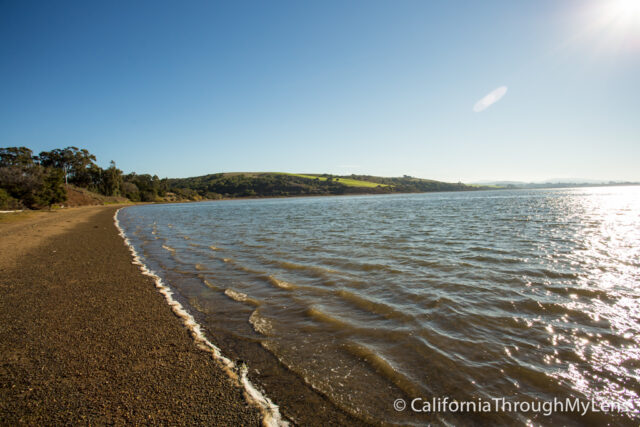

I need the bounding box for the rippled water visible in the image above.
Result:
[118,187,640,425]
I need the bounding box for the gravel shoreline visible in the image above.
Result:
[0,206,262,425]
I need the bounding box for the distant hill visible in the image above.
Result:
[472,180,640,189]
[165,172,481,200]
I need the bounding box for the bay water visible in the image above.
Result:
[117,187,640,425]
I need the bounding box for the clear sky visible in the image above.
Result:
[1,0,639,182]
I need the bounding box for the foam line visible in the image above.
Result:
[114,208,287,427]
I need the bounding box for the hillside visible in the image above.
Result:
[279,173,390,188]
[1,145,487,210]
[64,185,130,207]
[166,172,479,200]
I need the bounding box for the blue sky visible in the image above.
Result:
[1,0,639,182]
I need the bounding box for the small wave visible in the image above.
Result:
[342,341,422,398]
[249,309,273,336]
[188,297,210,314]
[219,258,266,277]
[334,289,414,323]
[195,263,206,271]
[203,279,220,291]
[210,245,221,251]
[162,244,176,253]
[306,307,352,329]
[266,275,296,290]
[467,246,512,256]
[514,267,579,280]
[324,259,402,274]
[225,288,260,306]
[463,254,521,265]
[545,285,609,301]
[274,260,337,275]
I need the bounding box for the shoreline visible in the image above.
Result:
[0,205,264,425]
[113,208,285,426]
[104,183,640,209]
[115,206,369,426]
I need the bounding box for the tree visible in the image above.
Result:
[39,168,67,206]
[0,164,66,209]
[121,181,140,201]
[0,188,18,210]
[39,146,97,186]
[0,147,36,167]
[101,160,123,196]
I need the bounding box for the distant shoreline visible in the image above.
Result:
[4,183,638,214]
[128,182,640,208]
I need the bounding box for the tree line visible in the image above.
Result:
[0,146,168,209]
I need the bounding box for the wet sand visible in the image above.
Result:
[0,206,262,425]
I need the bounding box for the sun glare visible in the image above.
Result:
[583,0,640,50]
[604,0,640,26]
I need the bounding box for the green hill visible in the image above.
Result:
[279,173,390,188]
[165,172,479,200]
[1,145,489,210]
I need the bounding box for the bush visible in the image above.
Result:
[0,188,22,210]
[122,181,140,201]
[0,165,66,209]
[140,191,157,202]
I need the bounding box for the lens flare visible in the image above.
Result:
[575,0,640,52]
[473,86,508,113]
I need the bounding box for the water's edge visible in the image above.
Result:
[114,207,287,427]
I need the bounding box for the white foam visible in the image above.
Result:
[267,275,295,290]
[225,288,249,302]
[114,208,287,427]
[249,309,273,336]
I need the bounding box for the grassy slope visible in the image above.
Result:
[466,184,505,189]
[1,186,130,215]
[64,185,130,207]
[279,173,390,188]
